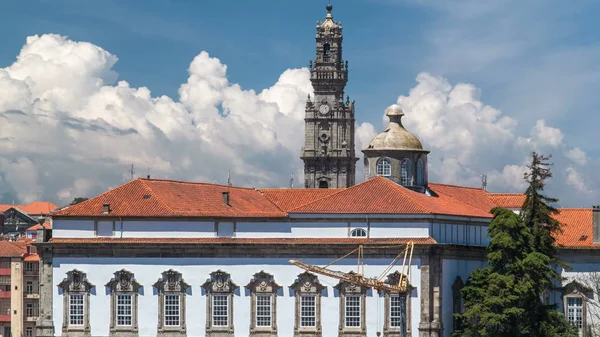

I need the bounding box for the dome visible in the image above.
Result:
[365,105,425,151]
[320,4,339,29]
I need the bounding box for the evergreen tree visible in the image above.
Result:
[454,152,577,337]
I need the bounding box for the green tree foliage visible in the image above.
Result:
[69,197,88,205]
[454,153,577,337]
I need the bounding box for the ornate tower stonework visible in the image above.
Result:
[302,4,358,189]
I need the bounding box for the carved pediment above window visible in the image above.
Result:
[334,271,369,294]
[105,269,141,293]
[58,269,95,293]
[452,276,464,292]
[383,271,413,294]
[289,271,325,294]
[245,270,281,294]
[563,280,593,296]
[153,269,189,293]
[202,269,238,294]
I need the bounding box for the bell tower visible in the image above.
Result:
[302,4,358,189]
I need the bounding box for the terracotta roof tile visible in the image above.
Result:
[259,188,340,211]
[27,222,51,231]
[554,208,597,247]
[0,202,59,215]
[489,193,526,209]
[290,177,492,218]
[53,179,286,218]
[0,242,27,257]
[24,254,39,262]
[49,237,436,244]
[429,183,497,214]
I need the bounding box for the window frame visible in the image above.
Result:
[566,296,583,329]
[289,271,324,336]
[300,295,316,328]
[383,271,411,337]
[400,159,412,186]
[350,228,367,238]
[562,280,591,334]
[58,269,94,336]
[153,269,189,337]
[25,327,33,337]
[201,270,238,336]
[163,293,181,327]
[116,294,133,327]
[334,273,368,336]
[212,294,229,327]
[255,294,272,327]
[416,159,425,187]
[245,271,281,336]
[344,295,361,328]
[26,280,33,294]
[106,269,141,336]
[376,158,392,177]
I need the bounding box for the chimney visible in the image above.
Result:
[593,205,600,243]
[222,192,230,206]
[103,203,111,214]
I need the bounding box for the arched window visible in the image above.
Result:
[350,228,367,238]
[376,159,391,177]
[416,159,425,187]
[323,43,331,62]
[401,159,412,186]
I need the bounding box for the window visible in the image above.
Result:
[350,228,367,238]
[335,273,367,334]
[300,296,316,327]
[26,303,34,317]
[153,269,189,336]
[390,296,402,328]
[164,294,180,326]
[69,294,84,325]
[383,271,411,336]
[212,295,228,327]
[318,180,328,189]
[25,327,32,337]
[345,296,361,327]
[202,270,237,335]
[416,159,425,187]
[117,294,132,326]
[290,271,324,335]
[323,43,331,62]
[256,295,272,327]
[400,159,412,186]
[26,281,33,294]
[58,269,94,333]
[246,271,281,336]
[567,297,583,329]
[106,269,141,336]
[377,158,391,177]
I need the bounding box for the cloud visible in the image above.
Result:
[565,167,595,196]
[0,34,315,204]
[394,72,597,205]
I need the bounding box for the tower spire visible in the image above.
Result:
[301,4,358,189]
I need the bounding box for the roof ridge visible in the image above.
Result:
[428,182,483,190]
[489,192,525,196]
[557,207,593,211]
[383,178,431,213]
[286,178,387,212]
[139,179,177,214]
[140,178,258,190]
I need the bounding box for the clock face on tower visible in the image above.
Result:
[319,103,330,115]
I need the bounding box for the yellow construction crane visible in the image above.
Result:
[289,242,414,295]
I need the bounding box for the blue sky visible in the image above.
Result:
[1,0,599,206]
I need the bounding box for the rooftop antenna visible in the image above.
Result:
[147,166,151,179]
[289,172,294,188]
[129,164,135,181]
[227,171,232,186]
[480,174,487,191]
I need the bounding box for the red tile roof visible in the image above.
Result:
[53,179,286,218]
[488,193,526,209]
[553,208,596,247]
[0,202,59,214]
[0,242,27,257]
[23,254,40,262]
[49,237,436,244]
[429,183,497,214]
[260,188,340,211]
[289,177,492,218]
[27,222,51,231]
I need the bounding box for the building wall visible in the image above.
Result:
[11,259,23,337]
[441,259,487,337]
[52,257,422,337]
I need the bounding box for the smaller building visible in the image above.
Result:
[0,240,40,337]
[0,202,58,238]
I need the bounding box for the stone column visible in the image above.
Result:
[35,247,54,337]
[418,248,443,337]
